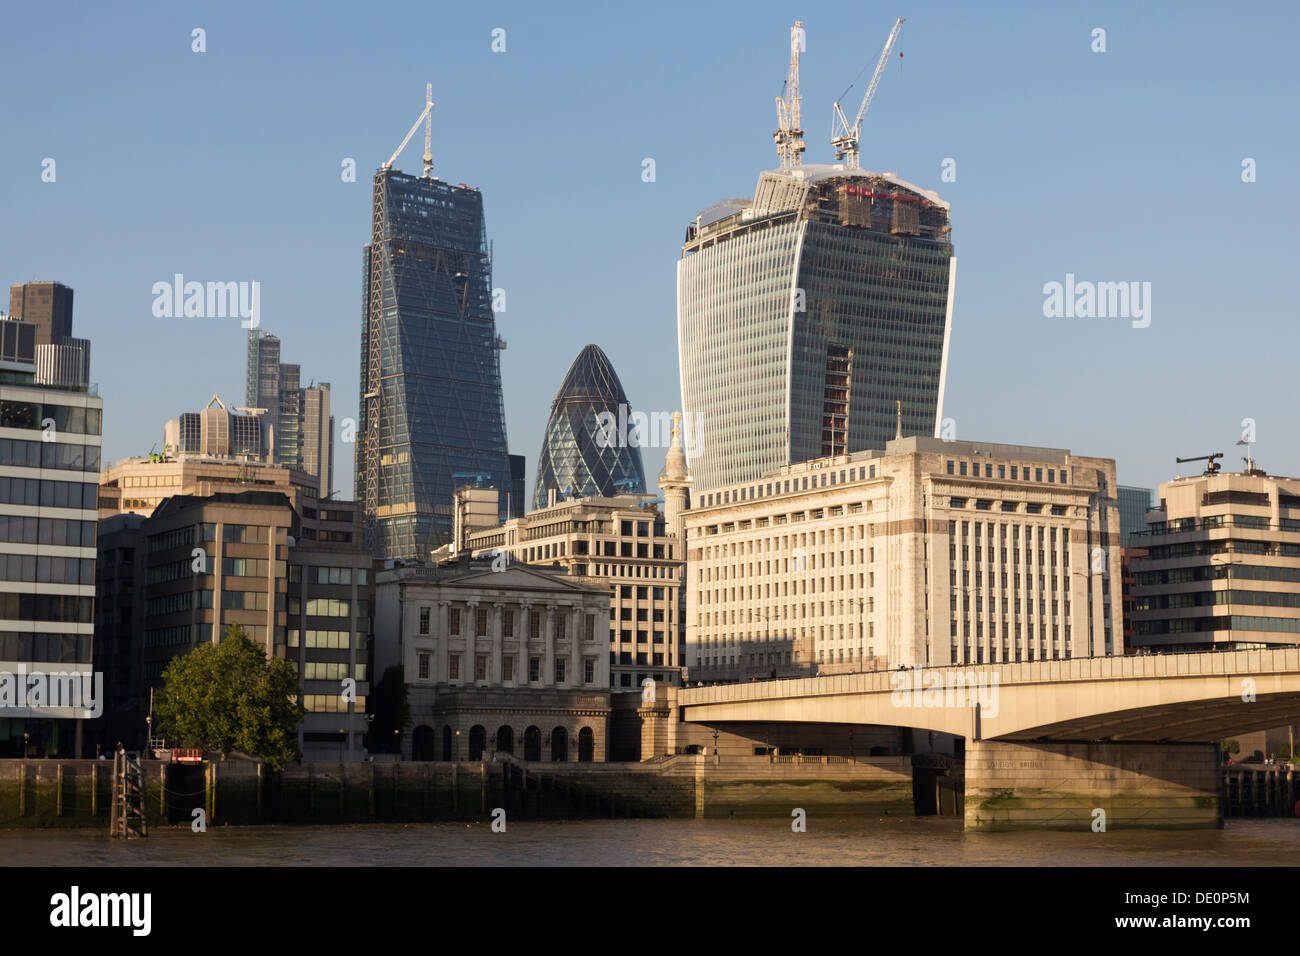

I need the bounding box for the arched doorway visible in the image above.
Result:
[496,725,514,755]
[551,726,568,762]
[442,725,454,761]
[578,727,594,762]
[524,726,541,761]
[412,725,437,761]
[468,725,486,761]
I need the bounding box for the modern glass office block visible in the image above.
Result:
[357,169,510,559]
[677,165,955,492]
[533,345,646,510]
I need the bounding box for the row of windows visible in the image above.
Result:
[287,628,360,649]
[0,553,94,585]
[222,557,271,577]
[698,465,881,509]
[0,476,95,510]
[1136,615,1300,636]
[0,515,95,547]
[287,565,368,586]
[294,661,367,681]
[302,694,367,713]
[0,593,93,624]
[1136,564,1300,586]
[1136,590,1300,611]
[0,399,102,436]
[222,590,273,611]
[0,438,100,472]
[439,652,597,685]
[0,631,90,663]
[947,460,1069,485]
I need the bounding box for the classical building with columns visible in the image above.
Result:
[465,494,686,689]
[374,557,612,761]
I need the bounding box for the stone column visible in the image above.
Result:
[491,601,503,686]
[520,601,533,684]
[465,600,479,682]
[544,603,556,687]
[436,601,449,684]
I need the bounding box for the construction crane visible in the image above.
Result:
[1175,453,1223,476]
[773,21,806,170]
[830,17,905,169]
[383,83,435,178]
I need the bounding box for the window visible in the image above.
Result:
[476,654,488,681]
[449,608,460,634]
[417,652,430,680]
[418,607,430,634]
[528,656,540,682]
[530,611,541,639]
[503,609,514,637]
[476,607,488,636]
[555,658,566,683]
[449,654,460,680]
[503,656,514,682]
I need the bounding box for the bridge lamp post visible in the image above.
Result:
[960,584,983,665]
[1069,568,1097,658]
[1210,553,1237,650]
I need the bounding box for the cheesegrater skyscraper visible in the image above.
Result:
[357,161,510,560]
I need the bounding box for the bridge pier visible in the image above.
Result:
[964,740,1222,831]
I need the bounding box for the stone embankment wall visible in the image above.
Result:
[0,755,916,827]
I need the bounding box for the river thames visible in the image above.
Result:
[3,816,1298,866]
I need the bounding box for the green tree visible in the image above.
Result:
[364,665,409,754]
[153,622,306,771]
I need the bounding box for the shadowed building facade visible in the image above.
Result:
[533,344,646,511]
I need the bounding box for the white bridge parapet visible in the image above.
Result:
[677,647,1300,742]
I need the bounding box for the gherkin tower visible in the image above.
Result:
[533,345,646,510]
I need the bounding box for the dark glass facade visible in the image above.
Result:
[533,345,646,510]
[357,170,509,559]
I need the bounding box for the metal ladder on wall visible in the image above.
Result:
[109,748,148,839]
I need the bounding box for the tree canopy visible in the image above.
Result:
[153,622,306,771]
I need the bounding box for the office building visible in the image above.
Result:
[94,491,372,758]
[466,493,685,688]
[533,344,647,511]
[5,281,91,390]
[677,165,955,492]
[0,345,101,756]
[357,167,510,560]
[245,330,333,497]
[98,455,318,519]
[684,436,1122,679]
[374,557,610,761]
[1118,485,1154,547]
[164,394,272,461]
[1129,468,1300,652]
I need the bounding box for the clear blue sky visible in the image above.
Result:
[2,0,1297,503]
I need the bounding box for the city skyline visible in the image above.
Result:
[3,0,1298,506]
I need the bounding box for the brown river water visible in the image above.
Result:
[3,816,1299,866]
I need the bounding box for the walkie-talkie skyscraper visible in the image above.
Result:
[677,166,955,492]
[357,165,510,560]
